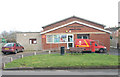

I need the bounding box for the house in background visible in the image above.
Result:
[16,16,111,51]
[105,26,119,38]
[105,26,119,48]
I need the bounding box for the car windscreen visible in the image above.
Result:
[4,43,14,47]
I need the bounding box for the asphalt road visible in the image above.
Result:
[2,69,119,75]
[1,48,119,63]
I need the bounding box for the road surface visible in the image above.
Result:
[2,69,119,75]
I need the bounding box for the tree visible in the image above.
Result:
[1,30,18,43]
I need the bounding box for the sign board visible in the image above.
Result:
[42,35,46,38]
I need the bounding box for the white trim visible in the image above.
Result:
[67,34,74,49]
[40,21,111,34]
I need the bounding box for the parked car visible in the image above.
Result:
[1,43,24,54]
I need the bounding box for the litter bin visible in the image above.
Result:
[60,46,65,55]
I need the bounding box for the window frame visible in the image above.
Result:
[46,34,68,44]
[29,38,37,44]
[77,34,89,39]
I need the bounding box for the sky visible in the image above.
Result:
[0,0,119,33]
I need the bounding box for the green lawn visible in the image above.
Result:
[5,53,119,68]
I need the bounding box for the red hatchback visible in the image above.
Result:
[1,43,24,54]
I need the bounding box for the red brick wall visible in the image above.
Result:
[41,23,110,51]
[90,34,110,50]
[43,17,104,31]
[42,35,67,50]
[49,23,105,33]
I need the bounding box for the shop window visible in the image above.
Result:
[60,35,67,42]
[29,39,37,44]
[47,34,67,43]
[54,35,60,43]
[46,35,53,43]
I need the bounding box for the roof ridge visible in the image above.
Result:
[42,16,106,28]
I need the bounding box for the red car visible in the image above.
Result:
[1,43,24,54]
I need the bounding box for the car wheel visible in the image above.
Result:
[3,52,6,55]
[14,50,18,54]
[99,49,104,53]
[21,48,24,52]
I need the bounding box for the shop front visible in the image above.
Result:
[40,16,111,51]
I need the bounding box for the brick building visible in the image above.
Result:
[40,16,111,51]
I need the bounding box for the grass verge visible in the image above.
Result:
[5,53,119,68]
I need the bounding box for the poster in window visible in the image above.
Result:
[60,35,67,42]
[47,35,53,42]
[54,35,60,43]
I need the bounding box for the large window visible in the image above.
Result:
[77,34,89,39]
[60,35,67,42]
[46,34,67,43]
[46,35,53,43]
[54,35,60,43]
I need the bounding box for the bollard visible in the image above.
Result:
[65,50,66,54]
[2,63,5,69]
[21,54,23,58]
[34,52,36,55]
[49,50,51,54]
[10,57,13,62]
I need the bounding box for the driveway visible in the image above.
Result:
[1,48,119,63]
[108,48,119,55]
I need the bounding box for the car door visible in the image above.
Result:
[18,43,23,51]
[16,43,20,52]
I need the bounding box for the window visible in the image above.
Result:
[60,35,67,42]
[77,35,82,39]
[77,34,89,39]
[68,35,73,42]
[46,34,67,43]
[29,39,37,44]
[46,35,53,43]
[16,43,19,47]
[83,36,88,39]
[54,35,60,43]
[95,43,97,46]
[4,43,14,47]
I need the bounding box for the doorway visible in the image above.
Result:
[67,34,74,49]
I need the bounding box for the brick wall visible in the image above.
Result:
[43,17,104,31]
[42,23,110,50]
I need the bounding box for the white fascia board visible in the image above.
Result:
[75,21,111,34]
[40,21,111,34]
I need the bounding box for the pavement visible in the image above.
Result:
[2,69,119,75]
[1,48,119,63]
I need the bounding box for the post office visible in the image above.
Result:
[40,16,111,51]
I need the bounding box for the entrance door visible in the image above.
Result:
[67,34,74,49]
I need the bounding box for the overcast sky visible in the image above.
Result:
[0,0,119,33]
